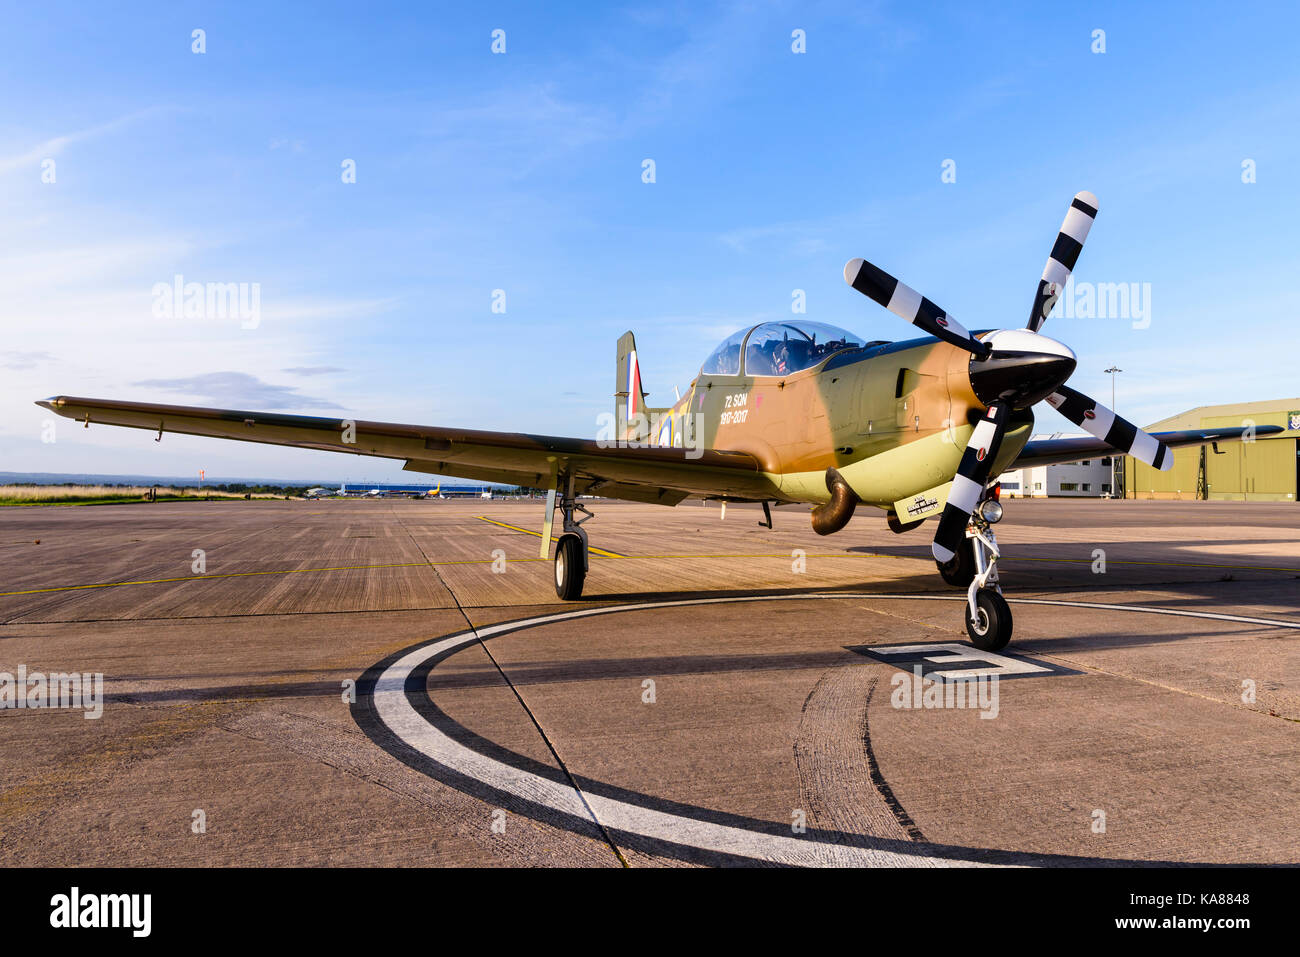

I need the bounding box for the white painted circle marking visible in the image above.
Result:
[369,593,1298,867]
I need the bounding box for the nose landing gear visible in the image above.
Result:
[936,505,1013,650]
[961,513,1012,650]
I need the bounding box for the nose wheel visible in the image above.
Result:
[966,588,1013,651]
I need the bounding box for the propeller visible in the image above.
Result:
[932,404,1008,563]
[844,258,989,356]
[1044,385,1173,472]
[842,191,1173,564]
[1028,191,1098,333]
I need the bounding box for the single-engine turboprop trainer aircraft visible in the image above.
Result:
[38,192,1274,650]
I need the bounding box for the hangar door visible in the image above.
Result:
[1205,435,1298,501]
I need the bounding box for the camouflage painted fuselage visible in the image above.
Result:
[634,333,1034,512]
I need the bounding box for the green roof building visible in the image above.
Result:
[1125,398,1300,501]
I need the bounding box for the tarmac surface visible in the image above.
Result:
[0,496,1297,866]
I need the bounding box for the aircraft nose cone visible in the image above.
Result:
[970,351,1076,409]
[968,330,1077,409]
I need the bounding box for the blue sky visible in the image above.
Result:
[2,1,1297,481]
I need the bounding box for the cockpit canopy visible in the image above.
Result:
[699,321,866,377]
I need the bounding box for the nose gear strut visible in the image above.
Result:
[961,505,1012,651]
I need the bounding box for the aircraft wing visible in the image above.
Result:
[36,396,773,504]
[1010,425,1283,469]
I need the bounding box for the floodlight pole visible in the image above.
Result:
[1104,367,1123,497]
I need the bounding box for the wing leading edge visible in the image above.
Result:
[1011,425,1282,469]
[36,396,775,504]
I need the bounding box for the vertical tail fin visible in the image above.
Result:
[616,331,669,442]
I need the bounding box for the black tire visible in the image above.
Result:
[937,538,976,587]
[554,534,586,601]
[965,589,1013,651]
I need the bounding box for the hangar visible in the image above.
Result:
[1125,398,1300,501]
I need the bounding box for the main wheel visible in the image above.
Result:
[965,588,1013,651]
[554,534,586,600]
[937,538,976,587]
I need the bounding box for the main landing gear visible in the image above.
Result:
[936,503,1013,651]
[554,533,586,600]
[550,472,594,601]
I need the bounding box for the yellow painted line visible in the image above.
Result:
[476,516,626,558]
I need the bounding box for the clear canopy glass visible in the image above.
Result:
[699,321,865,377]
[699,327,748,375]
[741,321,864,376]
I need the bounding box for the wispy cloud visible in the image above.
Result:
[0,350,54,370]
[718,221,831,257]
[282,366,344,376]
[258,297,400,324]
[0,239,197,289]
[130,372,342,410]
[0,109,162,175]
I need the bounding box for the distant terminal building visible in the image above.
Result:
[1126,398,1300,501]
[998,435,1115,498]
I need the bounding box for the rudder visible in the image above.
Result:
[615,331,669,442]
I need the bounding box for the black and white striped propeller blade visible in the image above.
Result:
[1044,385,1173,471]
[1027,191,1098,332]
[932,404,1008,563]
[844,258,990,356]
